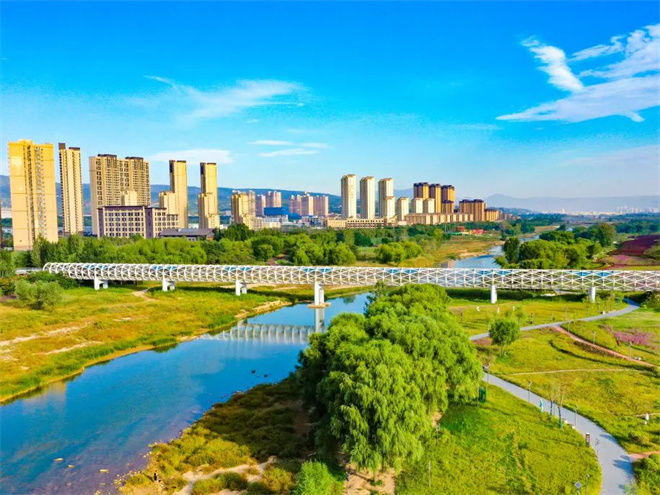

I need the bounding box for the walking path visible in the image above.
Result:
[470,300,642,495]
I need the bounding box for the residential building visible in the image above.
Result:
[441,185,455,203]
[411,197,424,214]
[289,195,301,215]
[159,228,215,241]
[98,205,179,238]
[169,160,188,228]
[58,143,84,235]
[89,154,150,235]
[423,198,436,214]
[341,174,357,219]
[230,191,251,224]
[255,194,266,217]
[429,183,442,210]
[405,212,474,225]
[396,197,410,221]
[8,140,58,250]
[266,191,282,207]
[378,178,395,219]
[459,199,487,222]
[413,182,429,199]
[247,190,256,217]
[314,195,329,217]
[122,190,139,206]
[359,176,376,219]
[325,217,389,229]
[440,200,455,214]
[485,208,500,222]
[301,193,314,216]
[198,162,220,229]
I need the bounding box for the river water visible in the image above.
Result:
[0,294,370,494]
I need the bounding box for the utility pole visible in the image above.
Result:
[527,381,532,403]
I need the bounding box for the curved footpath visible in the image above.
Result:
[470,301,641,495]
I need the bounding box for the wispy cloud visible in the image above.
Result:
[248,140,294,146]
[142,77,303,121]
[147,148,233,164]
[259,148,319,158]
[560,144,659,169]
[499,24,660,123]
[300,142,328,149]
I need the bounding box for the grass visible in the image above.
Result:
[402,234,502,267]
[446,290,625,336]
[0,284,287,402]
[566,307,660,365]
[120,377,309,494]
[397,385,601,495]
[477,328,660,453]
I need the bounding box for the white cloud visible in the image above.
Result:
[248,140,294,146]
[499,24,660,123]
[259,148,319,158]
[143,77,303,121]
[300,142,328,148]
[560,144,659,169]
[147,148,233,164]
[522,37,584,92]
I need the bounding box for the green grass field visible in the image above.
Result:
[477,329,660,453]
[566,307,660,365]
[397,385,601,495]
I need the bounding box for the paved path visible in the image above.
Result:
[471,301,641,494]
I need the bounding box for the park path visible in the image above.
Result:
[470,300,642,495]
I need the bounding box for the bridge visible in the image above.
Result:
[44,262,660,304]
[200,321,325,343]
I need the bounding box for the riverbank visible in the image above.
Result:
[0,283,364,404]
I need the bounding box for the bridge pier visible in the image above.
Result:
[309,281,330,308]
[490,284,497,304]
[314,307,326,333]
[93,278,108,291]
[235,280,247,296]
[589,286,596,303]
[162,279,175,292]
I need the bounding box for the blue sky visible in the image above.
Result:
[1,1,658,198]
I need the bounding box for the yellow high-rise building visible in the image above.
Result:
[89,154,151,235]
[341,174,357,219]
[58,143,84,235]
[360,176,376,220]
[8,140,58,250]
[169,160,188,228]
[395,197,410,221]
[198,162,220,229]
[378,178,395,219]
[231,191,250,224]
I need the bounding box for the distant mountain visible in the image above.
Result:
[0,175,341,214]
[485,194,660,214]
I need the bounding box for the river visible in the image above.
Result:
[0,294,370,494]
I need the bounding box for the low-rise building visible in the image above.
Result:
[159,228,215,241]
[98,205,179,238]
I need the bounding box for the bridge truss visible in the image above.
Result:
[44,263,660,292]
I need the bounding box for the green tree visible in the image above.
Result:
[0,250,15,278]
[15,280,63,310]
[593,222,616,247]
[293,461,343,495]
[328,243,356,265]
[223,223,252,241]
[503,237,520,265]
[489,317,521,355]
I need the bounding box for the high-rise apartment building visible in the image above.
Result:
[266,191,282,208]
[288,195,301,215]
[230,191,250,224]
[441,185,455,203]
[247,191,256,217]
[378,178,395,219]
[459,199,486,222]
[359,176,376,219]
[341,174,357,219]
[429,184,442,209]
[413,182,429,199]
[198,162,220,229]
[89,154,150,235]
[485,208,500,222]
[8,140,58,250]
[255,194,266,217]
[301,194,315,216]
[313,195,329,217]
[411,197,424,214]
[423,198,436,214]
[169,160,188,228]
[58,143,84,235]
[396,197,410,221]
[440,200,455,214]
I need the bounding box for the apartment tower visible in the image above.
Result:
[266,191,282,208]
[169,160,188,228]
[313,195,329,217]
[359,176,376,219]
[395,197,410,221]
[198,162,220,229]
[230,191,250,224]
[413,182,429,199]
[89,154,150,235]
[58,143,84,235]
[378,178,395,219]
[8,140,58,250]
[340,174,357,219]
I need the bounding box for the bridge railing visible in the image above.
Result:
[43,262,660,292]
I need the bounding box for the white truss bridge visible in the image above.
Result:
[201,322,324,344]
[44,262,660,304]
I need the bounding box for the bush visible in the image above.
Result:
[191,472,248,495]
[15,280,64,310]
[293,461,343,495]
[27,271,78,289]
[643,292,660,311]
[261,466,295,494]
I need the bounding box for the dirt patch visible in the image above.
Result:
[41,341,100,355]
[0,324,88,348]
[235,300,286,320]
[344,465,395,495]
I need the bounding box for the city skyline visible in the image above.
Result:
[1,2,659,198]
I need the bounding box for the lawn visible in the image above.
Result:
[446,290,625,336]
[0,284,285,402]
[477,329,660,453]
[397,385,601,495]
[566,307,660,365]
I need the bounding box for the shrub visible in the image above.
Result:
[261,466,295,494]
[293,461,343,495]
[15,280,64,310]
[27,271,78,289]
